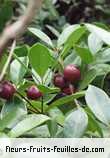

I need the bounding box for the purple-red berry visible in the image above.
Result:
[27,85,43,100]
[0,81,16,100]
[62,84,75,95]
[53,73,66,89]
[64,64,81,83]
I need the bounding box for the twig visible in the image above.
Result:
[17,91,41,113]
[0,40,16,82]
[0,0,43,58]
[41,96,44,113]
[28,106,38,114]
[74,99,80,108]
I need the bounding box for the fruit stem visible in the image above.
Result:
[41,96,44,114]
[101,74,106,89]
[28,107,38,114]
[57,122,64,128]
[74,99,80,108]
[41,79,44,114]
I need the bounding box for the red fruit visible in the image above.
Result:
[62,84,75,95]
[0,81,16,100]
[53,73,66,89]
[64,64,81,83]
[27,86,42,100]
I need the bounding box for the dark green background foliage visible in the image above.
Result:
[0,1,13,32]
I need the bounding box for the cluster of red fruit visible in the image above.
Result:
[0,64,81,101]
[53,64,81,95]
[0,81,42,101]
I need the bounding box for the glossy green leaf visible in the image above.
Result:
[75,46,94,64]
[95,48,110,63]
[91,64,110,76]
[28,28,53,48]
[85,85,110,125]
[14,45,29,57]
[27,125,50,138]
[43,69,53,86]
[66,26,86,46]
[88,33,103,54]
[64,108,88,137]
[8,114,50,137]
[79,69,97,90]
[46,25,60,37]
[30,101,48,112]
[87,111,103,137]
[58,24,80,47]
[1,97,27,128]
[48,107,65,126]
[32,69,42,84]
[0,108,22,131]
[86,24,110,45]
[60,26,86,58]
[64,51,81,67]
[10,57,28,85]
[1,97,27,118]
[38,85,60,94]
[47,119,58,137]
[29,43,54,78]
[46,91,85,111]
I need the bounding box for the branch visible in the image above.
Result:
[0,40,16,82]
[0,0,43,57]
